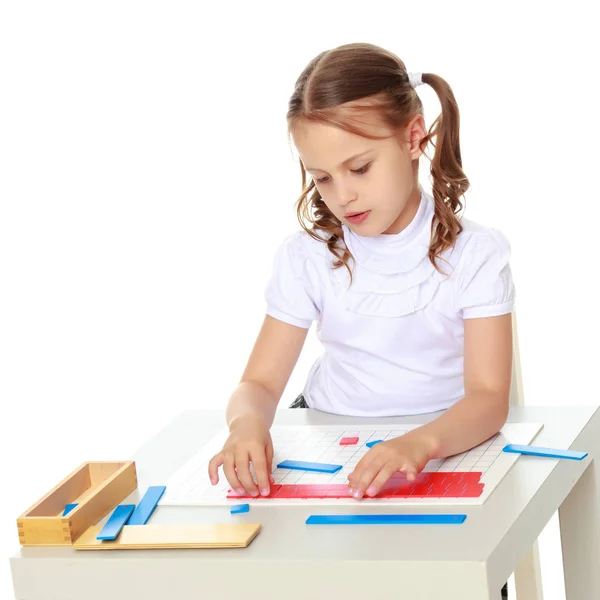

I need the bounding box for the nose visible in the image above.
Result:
[337,182,358,208]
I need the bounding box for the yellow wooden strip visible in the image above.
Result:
[73,523,261,550]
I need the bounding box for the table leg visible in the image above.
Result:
[558,458,600,599]
[514,540,544,599]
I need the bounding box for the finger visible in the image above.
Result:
[265,441,275,485]
[365,464,398,497]
[250,447,271,496]
[208,452,224,485]
[347,451,373,488]
[351,456,388,499]
[222,453,245,496]
[348,444,387,485]
[400,462,419,481]
[235,451,260,497]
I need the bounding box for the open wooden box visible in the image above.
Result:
[17,461,137,546]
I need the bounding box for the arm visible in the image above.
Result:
[347,312,514,498]
[210,230,318,495]
[208,315,309,496]
[406,312,513,459]
[226,314,310,431]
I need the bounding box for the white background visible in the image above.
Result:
[1,1,598,598]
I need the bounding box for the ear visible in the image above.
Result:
[406,114,427,160]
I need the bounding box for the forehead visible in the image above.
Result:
[291,113,396,173]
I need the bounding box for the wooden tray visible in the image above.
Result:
[73,523,262,550]
[17,461,137,546]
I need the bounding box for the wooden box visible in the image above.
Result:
[17,461,137,546]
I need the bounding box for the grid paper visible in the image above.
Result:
[159,422,543,506]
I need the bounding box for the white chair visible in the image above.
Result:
[510,309,544,600]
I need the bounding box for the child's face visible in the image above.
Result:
[291,111,425,236]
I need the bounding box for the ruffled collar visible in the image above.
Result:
[340,186,434,275]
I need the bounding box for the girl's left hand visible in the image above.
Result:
[347,434,438,499]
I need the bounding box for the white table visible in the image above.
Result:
[10,406,600,600]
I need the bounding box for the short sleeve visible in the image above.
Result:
[455,229,516,319]
[264,231,322,328]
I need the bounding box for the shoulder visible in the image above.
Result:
[268,229,332,288]
[457,216,511,245]
[449,216,514,303]
[273,228,330,261]
[264,230,326,326]
[453,217,512,268]
[450,217,515,315]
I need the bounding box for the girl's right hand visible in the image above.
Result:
[208,414,275,497]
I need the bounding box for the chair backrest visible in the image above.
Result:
[510,309,524,406]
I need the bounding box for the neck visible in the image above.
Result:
[381,186,421,235]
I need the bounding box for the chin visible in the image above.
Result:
[356,227,380,237]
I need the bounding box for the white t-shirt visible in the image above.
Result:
[264,186,515,417]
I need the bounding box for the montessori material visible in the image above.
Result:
[63,503,78,516]
[73,523,262,550]
[503,444,588,460]
[227,472,483,500]
[340,437,359,445]
[96,505,135,540]
[17,461,137,546]
[366,439,383,448]
[276,459,343,474]
[306,514,467,525]
[160,423,543,507]
[128,486,166,525]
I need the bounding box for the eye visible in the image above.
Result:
[314,162,372,185]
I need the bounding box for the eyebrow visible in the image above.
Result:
[304,149,373,173]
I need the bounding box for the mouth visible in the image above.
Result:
[345,210,371,224]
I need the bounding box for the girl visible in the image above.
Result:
[208,41,514,509]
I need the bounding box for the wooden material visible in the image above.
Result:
[73,523,262,550]
[17,461,137,546]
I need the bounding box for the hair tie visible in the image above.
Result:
[408,72,424,88]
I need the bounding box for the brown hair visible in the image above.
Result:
[286,42,470,285]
